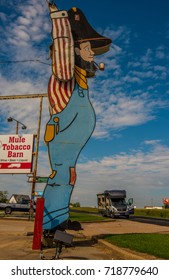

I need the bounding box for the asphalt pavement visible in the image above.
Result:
[0,218,169,260]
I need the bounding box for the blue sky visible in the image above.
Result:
[0,0,169,207]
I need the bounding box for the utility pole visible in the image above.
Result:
[31,97,43,196]
[30,96,43,214]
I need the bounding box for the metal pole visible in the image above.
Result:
[0,93,47,100]
[30,96,43,218]
[16,121,19,134]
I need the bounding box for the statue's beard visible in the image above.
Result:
[75,55,97,77]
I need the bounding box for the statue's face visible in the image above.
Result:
[75,41,94,62]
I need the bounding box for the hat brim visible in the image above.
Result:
[76,38,112,55]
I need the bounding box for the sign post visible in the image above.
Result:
[32,197,45,250]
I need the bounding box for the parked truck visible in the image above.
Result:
[0,199,35,214]
[97,190,134,218]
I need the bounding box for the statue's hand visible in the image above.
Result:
[48,2,58,13]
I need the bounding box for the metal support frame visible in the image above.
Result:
[0,93,47,100]
[40,230,74,260]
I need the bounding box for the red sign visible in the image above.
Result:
[0,134,34,174]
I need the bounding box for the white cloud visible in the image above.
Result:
[91,86,167,139]
[0,73,49,101]
[103,25,131,46]
[72,142,169,207]
[155,46,165,59]
[144,140,161,146]
[0,12,7,21]
[89,36,169,139]
[0,0,51,76]
[140,48,153,63]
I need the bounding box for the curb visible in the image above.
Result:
[97,239,160,260]
[97,239,145,260]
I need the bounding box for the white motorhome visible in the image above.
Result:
[97,190,134,218]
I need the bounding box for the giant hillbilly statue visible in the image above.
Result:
[42,2,112,230]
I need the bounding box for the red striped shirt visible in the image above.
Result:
[48,75,75,114]
[51,17,74,81]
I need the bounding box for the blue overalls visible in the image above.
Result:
[42,83,96,230]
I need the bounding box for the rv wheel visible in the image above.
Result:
[110,212,115,219]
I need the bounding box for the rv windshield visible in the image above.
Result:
[110,198,126,207]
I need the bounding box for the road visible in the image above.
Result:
[0,217,169,260]
[130,215,169,226]
[71,209,169,227]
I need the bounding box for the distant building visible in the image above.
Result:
[9,194,30,204]
[144,206,162,209]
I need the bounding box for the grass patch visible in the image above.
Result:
[71,207,169,219]
[70,207,98,213]
[70,207,169,222]
[134,208,169,219]
[103,233,169,259]
[70,211,108,222]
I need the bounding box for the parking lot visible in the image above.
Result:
[0,218,169,260]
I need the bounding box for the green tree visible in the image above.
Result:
[0,191,8,203]
[73,202,81,207]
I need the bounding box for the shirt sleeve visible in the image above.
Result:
[49,6,75,81]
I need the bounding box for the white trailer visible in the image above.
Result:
[97,190,134,218]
